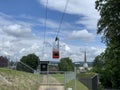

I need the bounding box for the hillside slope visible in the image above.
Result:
[0,68,40,90]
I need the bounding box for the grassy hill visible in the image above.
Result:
[0,68,91,90]
[0,68,40,90]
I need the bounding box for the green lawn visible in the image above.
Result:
[66,80,89,90]
[51,73,65,83]
[0,68,41,90]
[51,73,89,90]
[77,72,96,78]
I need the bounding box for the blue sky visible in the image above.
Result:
[0,0,105,62]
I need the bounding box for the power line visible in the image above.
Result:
[42,0,48,56]
[52,0,70,59]
[43,0,48,44]
[41,0,70,60]
[56,0,70,37]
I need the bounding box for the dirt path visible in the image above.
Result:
[38,75,64,90]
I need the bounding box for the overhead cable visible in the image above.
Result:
[42,0,48,56]
[56,0,70,37]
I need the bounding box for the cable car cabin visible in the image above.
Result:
[53,49,59,58]
[52,37,60,59]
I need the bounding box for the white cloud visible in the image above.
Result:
[38,18,58,29]
[19,48,26,53]
[0,13,34,38]
[3,24,32,38]
[38,18,71,30]
[38,0,99,30]
[0,12,104,62]
[0,16,12,26]
[76,16,98,30]
[60,43,71,52]
[59,44,105,62]
[3,41,12,48]
[0,13,42,59]
[68,29,95,42]
[1,51,11,56]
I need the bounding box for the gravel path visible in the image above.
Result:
[38,75,64,90]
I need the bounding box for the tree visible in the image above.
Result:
[17,53,40,73]
[96,0,120,44]
[93,53,105,73]
[58,57,74,71]
[0,56,8,67]
[95,0,120,88]
[92,53,112,87]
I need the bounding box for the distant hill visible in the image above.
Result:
[73,61,93,67]
[49,61,93,67]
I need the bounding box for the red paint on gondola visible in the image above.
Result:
[53,50,59,58]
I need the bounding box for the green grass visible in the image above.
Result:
[77,72,96,78]
[51,73,89,90]
[0,68,41,90]
[66,80,89,90]
[51,74,65,83]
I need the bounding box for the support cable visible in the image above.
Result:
[56,0,70,37]
[42,0,48,57]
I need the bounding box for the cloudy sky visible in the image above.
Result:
[0,0,105,62]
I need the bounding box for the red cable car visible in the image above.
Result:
[52,37,60,59]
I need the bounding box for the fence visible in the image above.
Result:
[0,62,77,90]
[0,61,40,90]
[77,74,98,90]
[39,71,76,90]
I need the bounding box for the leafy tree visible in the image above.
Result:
[95,0,120,88]
[0,56,8,67]
[93,52,112,87]
[17,53,40,73]
[96,0,120,44]
[93,53,105,73]
[58,57,74,71]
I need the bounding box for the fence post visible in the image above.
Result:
[74,67,76,90]
[64,72,66,90]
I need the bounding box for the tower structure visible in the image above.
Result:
[83,51,88,70]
